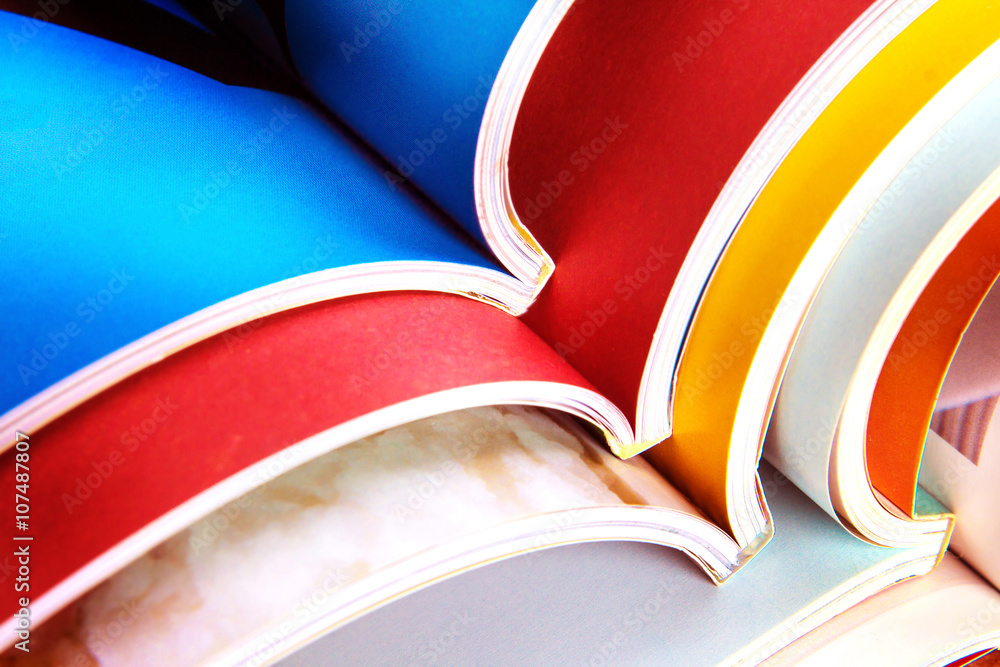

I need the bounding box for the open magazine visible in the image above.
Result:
[2,0,999,664]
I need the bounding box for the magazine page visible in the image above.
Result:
[0,10,522,441]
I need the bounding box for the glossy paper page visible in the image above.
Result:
[769,69,1000,518]
[0,12,500,420]
[868,199,1000,513]
[0,293,598,624]
[922,375,1000,589]
[645,0,1000,533]
[284,0,536,240]
[511,0,871,423]
[276,464,927,666]
[938,280,1000,408]
[5,406,708,664]
[768,554,1000,666]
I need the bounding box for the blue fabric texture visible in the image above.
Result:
[0,11,500,416]
[284,0,536,241]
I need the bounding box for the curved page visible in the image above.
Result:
[186,0,887,438]
[0,406,729,664]
[511,0,873,425]
[275,469,940,666]
[283,0,536,240]
[0,292,645,635]
[645,0,1000,541]
[768,553,1000,667]
[868,199,1000,513]
[768,56,1000,521]
[937,279,1000,408]
[0,12,515,440]
[0,452,938,665]
[142,465,938,664]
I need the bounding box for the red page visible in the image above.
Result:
[510,0,873,420]
[0,293,594,621]
[945,650,998,667]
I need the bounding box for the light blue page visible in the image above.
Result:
[0,12,501,417]
[279,464,917,666]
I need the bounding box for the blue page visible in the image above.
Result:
[0,11,501,417]
[283,0,536,241]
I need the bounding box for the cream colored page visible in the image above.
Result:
[938,281,1000,408]
[767,50,1000,520]
[2,406,694,667]
[767,553,1000,666]
[922,401,1000,590]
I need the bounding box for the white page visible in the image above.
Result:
[922,401,1000,590]
[767,55,1000,520]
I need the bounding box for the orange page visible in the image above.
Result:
[868,199,1000,513]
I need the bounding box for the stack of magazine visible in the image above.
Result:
[1,0,999,664]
